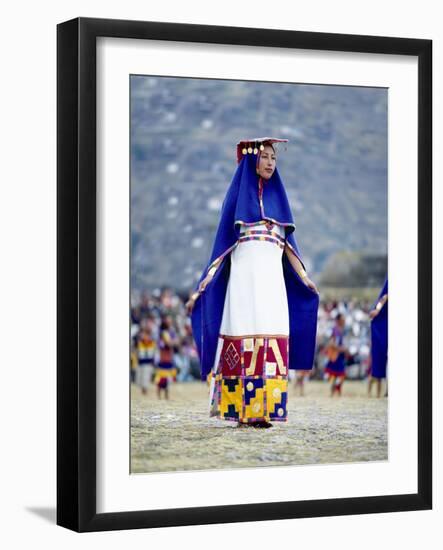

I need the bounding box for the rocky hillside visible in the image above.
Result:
[130,75,387,292]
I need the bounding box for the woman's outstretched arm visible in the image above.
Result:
[284,244,319,294]
[369,293,388,319]
[185,257,223,314]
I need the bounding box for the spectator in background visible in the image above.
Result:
[294,370,310,397]
[325,313,347,396]
[136,325,157,395]
[139,291,152,318]
[131,304,141,328]
[369,279,388,398]
[159,287,174,314]
[130,339,138,384]
[176,329,199,382]
[154,315,179,399]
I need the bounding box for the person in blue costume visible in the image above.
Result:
[369,278,388,398]
[187,137,319,428]
[325,313,347,397]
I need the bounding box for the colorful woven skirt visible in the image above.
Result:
[325,357,345,378]
[209,334,289,423]
[154,363,177,388]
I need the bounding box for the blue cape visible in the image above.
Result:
[191,153,319,380]
[370,278,388,378]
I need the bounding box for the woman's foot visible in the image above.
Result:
[237,421,273,428]
[253,421,273,429]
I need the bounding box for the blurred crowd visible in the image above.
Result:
[315,299,373,380]
[130,288,375,393]
[130,288,200,389]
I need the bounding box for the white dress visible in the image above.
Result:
[209,221,290,423]
[219,222,289,336]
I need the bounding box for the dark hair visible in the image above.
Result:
[262,141,276,153]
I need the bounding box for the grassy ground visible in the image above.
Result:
[130,379,387,474]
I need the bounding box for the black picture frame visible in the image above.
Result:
[57,17,432,532]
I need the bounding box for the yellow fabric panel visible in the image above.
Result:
[220,379,243,418]
[154,368,177,383]
[266,378,287,416]
[244,387,265,419]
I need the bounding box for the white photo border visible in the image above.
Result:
[96,37,418,513]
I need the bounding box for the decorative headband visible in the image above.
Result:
[236,137,289,164]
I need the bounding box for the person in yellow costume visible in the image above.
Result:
[154,315,178,399]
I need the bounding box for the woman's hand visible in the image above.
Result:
[185,295,197,315]
[285,246,319,295]
[303,276,319,294]
[369,308,379,320]
[185,273,214,315]
[369,295,387,320]
[198,273,214,293]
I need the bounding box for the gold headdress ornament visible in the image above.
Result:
[236,137,289,164]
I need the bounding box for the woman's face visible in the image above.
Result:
[256,145,276,180]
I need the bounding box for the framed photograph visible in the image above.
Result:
[57,17,432,532]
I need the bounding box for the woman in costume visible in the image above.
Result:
[136,324,157,395]
[187,137,319,428]
[368,278,388,398]
[324,313,347,397]
[154,315,179,399]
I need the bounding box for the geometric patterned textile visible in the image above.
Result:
[210,335,289,423]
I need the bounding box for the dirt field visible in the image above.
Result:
[130,380,388,474]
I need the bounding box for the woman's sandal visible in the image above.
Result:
[253,421,273,429]
[237,421,273,428]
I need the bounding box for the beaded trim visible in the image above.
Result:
[238,234,285,250]
[241,228,285,243]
